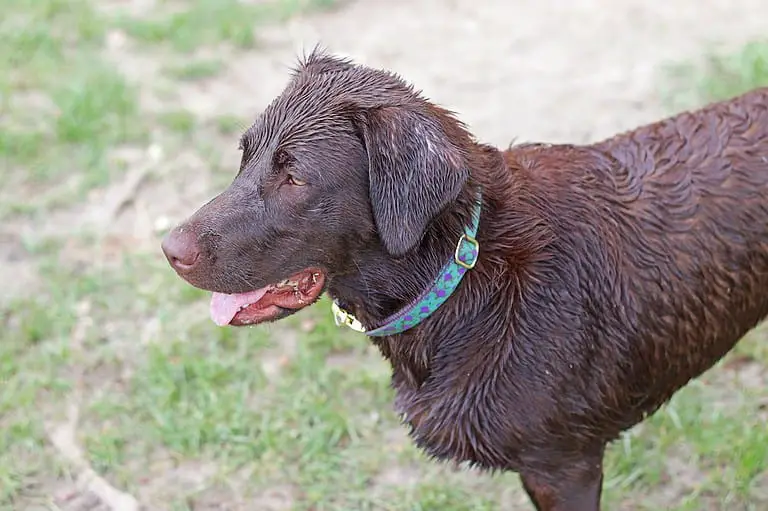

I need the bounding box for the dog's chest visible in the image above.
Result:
[386,361,523,471]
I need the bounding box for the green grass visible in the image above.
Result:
[0,274,79,503]
[166,59,226,81]
[53,67,140,145]
[694,41,768,100]
[0,0,145,219]
[214,114,250,136]
[114,0,343,52]
[1,0,767,507]
[159,110,198,136]
[664,40,768,107]
[0,0,342,219]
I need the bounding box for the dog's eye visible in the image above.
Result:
[286,174,307,186]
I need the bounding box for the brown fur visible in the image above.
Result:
[161,50,768,510]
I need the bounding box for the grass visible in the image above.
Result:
[696,41,768,99]
[0,265,78,503]
[214,114,251,136]
[159,110,198,136]
[114,0,343,52]
[166,59,226,81]
[0,0,767,508]
[664,40,768,107]
[0,0,145,218]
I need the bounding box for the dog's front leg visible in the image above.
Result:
[519,447,605,511]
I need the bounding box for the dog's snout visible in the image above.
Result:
[161,227,200,274]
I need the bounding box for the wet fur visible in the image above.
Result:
[165,50,768,510]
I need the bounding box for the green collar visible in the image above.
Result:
[332,195,482,337]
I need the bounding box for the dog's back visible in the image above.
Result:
[493,88,768,437]
[590,87,768,416]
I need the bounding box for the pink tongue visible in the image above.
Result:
[210,288,269,326]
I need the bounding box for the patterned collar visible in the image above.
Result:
[332,194,482,337]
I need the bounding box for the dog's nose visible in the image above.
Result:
[161,227,200,273]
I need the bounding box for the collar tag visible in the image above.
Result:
[331,300,366,332]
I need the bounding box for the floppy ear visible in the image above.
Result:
[357,106,470,256]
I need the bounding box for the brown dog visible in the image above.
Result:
[161,50,768,510]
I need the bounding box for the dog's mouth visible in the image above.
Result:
[209,269,326,327]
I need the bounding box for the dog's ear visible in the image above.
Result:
[355,105,469,256]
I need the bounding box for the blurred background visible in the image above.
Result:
[1,1,767,510]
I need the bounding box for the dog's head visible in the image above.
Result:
[161,50,472,326]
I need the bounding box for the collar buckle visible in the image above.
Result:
[454,233,479,269]
[331,301,367,333]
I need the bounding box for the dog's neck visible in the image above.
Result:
[327,144,506,336]
[329,186,482,335]
[325,145,513,389]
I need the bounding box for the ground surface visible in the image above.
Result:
[1,0,767,510]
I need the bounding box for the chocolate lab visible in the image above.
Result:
[161,50,768,510]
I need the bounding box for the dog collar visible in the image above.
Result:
[332,194,482,337]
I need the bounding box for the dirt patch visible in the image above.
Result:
[248,485,296,511]
[646,448,710,510]
[52,487,112,511]
[95,0,162,17]
[750,470,768,503]
[372,464,421,489]
[0,229,42,304]
[135,457,220,505]
[260,327,299,382]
